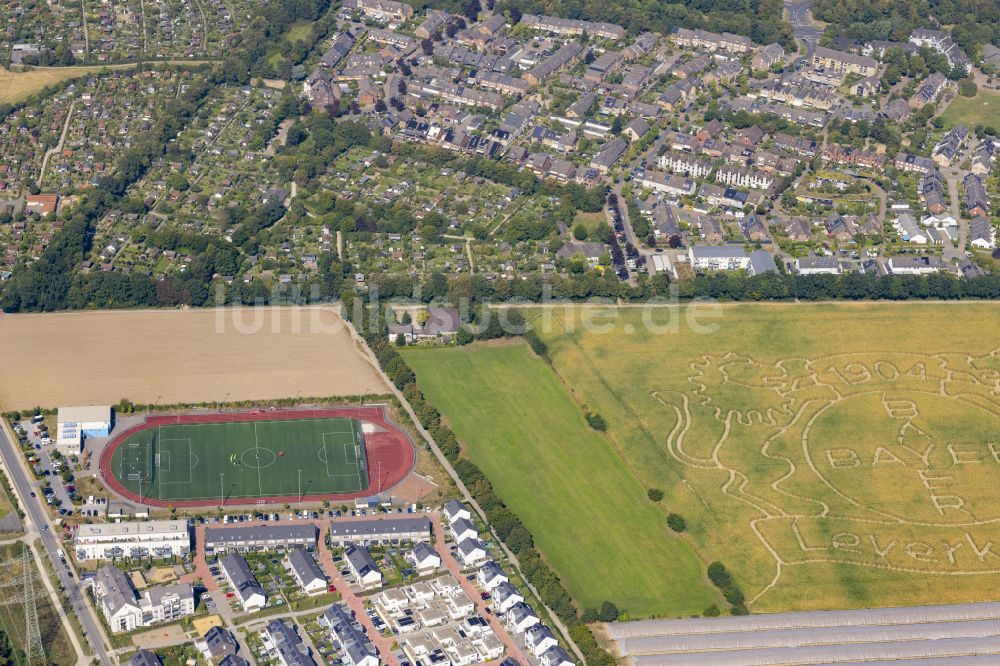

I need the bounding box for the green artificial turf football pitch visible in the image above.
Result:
[108,417,367,502]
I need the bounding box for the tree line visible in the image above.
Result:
[813,0,1000,57]
[347,300,616,665]
[492,0,795,50]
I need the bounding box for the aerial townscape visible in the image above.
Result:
[0,0,1000,664]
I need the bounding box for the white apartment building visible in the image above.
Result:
[715,166,774,190]
[657,153,713,179]
[93,565,195,633]
[75,520,192,561]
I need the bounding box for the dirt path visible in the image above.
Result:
[39,100,76,185]
[443,235,475,272]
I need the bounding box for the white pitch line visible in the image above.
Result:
[253,423,264,497]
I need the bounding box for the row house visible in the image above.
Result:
[672,27,753,54]
[772,133,818,157]
[752,43,785,71]
[367,28,416,51]
[473,71,530,96]
[415,11,450,39]
[755,80,836,110]
[754,151,799,176]
[520,14,625,40]
[964,173,989,218]
[525,42,585,85]
[822,145,884,169]
[638,170,697,196]
[623,33,658,60]
[658,153,713,179]
[527,126,576,152]
[920,171,947,215]
[343,0,414,22]
[716,166,774,190]
[932,124,968,167]
[585,51,623,83]
[971,138,995,176]
[894,152,933,174]
[912,73,947,107]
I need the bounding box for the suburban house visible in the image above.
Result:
[388,307,462,343]
[795,256,842,275]
[409,542,442,573]
[478,561,509,590]
[688,246,778,275]
[319,604,380,666]
[456,538,489,567]
[265,619,315,666]
[888,256,944,275]
[345,545,383,587]
[506,602,541,633]
[220,554,267,612]
[443,500,472,524]
[450,517,478,543]
[286,548,328,595]
[493,581,525,613]
[525,624,559,656]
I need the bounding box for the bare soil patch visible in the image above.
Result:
[0,306,386,409]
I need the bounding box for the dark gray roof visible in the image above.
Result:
[443,499,468,520]
[220,554,265,604]
[129,651,161,666]
[411,542,439,563]
[205,524,317,547]
[458,537,486,556]
[541,645,574,666]
[329,517,431,539]
[95,565,139,614]
[218,656,251,666]
[451,516,477,536]
[345,545,381,579]
[205,626,239,659]
[321,604,378,665]
[479,560,506,581]
[749,250,778,275]
[266,619,314,666]
[287,548,326,586]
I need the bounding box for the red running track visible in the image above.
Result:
[98,406,415,508]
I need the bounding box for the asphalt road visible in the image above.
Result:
[0,425,111,666]
[785,0,823,58]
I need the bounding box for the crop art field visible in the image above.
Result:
[531,302,1000,613]
[410,303,1000,617]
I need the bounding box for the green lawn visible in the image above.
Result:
[109,418,366,502]
[284,21,314,43]
[939,89,1000,128]
[404,343,717,618]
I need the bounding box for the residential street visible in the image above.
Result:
[0,421,111,666]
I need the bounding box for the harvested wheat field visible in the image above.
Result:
[0,306,386,409]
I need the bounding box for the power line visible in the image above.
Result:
[0,546,47,665]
